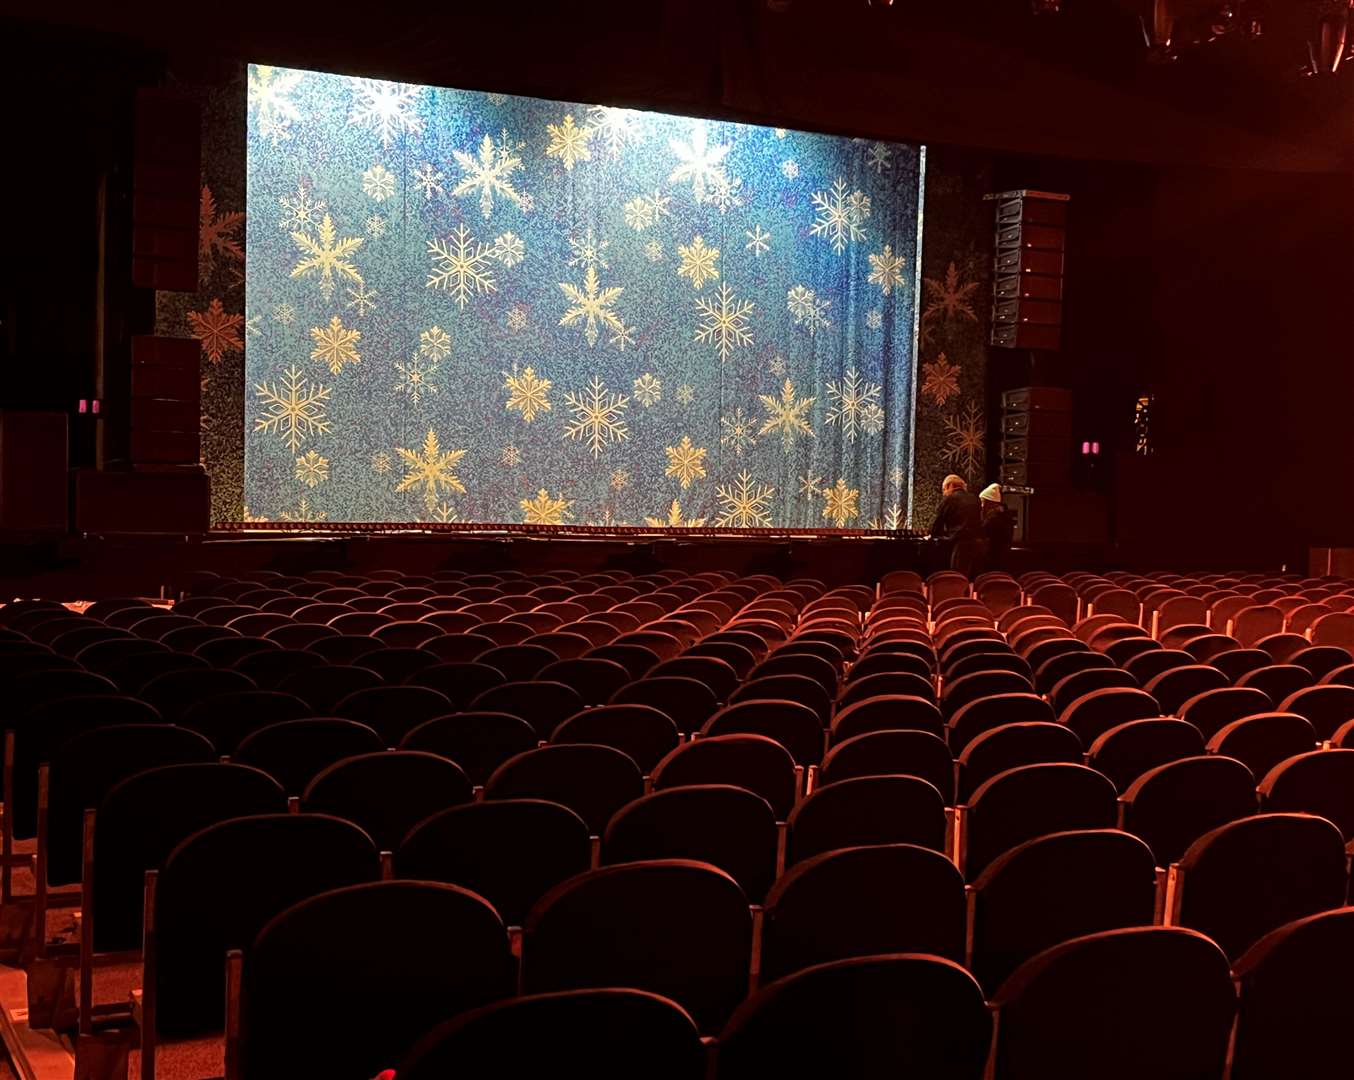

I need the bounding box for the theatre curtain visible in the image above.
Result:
[242,65,924,528]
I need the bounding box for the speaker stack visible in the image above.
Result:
[987,189,1068,352]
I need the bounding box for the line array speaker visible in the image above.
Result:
[986,190,1068,351]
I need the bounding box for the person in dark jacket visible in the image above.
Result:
[979,483,1016,572]
[929,474,983,578]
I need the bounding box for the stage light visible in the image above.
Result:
[1031,0,1063,14]
[1304,0,1353,76]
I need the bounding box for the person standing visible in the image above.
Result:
[979,483,1016,571]
[929,474,983,578]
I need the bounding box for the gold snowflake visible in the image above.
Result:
[254,366,331,452]
[187,298,244,364]
[822,478,861,527]
[419,326,452,361]
[361,163,395,202]
[664,435,709,489]
[633,372,662,407]
[758,378,816,451]
[787,285,832,335]
[921,353,961,407]
[503,364,552,422]
[695,284,754,362]
[346,284,378,316]
[567,228,609,270]
[942,402,986,480]
[668,120,730,202]
[610,468,631,491]
[923,261,980,330]
[426,224,504,309]
[745,224,771,256]
[242,505,269,523]
[559,266,625,347]
[452,130,528,218]
[646,500,706,528]
[371,450,392,474]
[394,357,439,404]
[867,243,906,296]
[676,235,720,290]
[309,316,361,376]
[279,496,326,523]
[563,377,629,458]
[826,368,883,442]
[720,407,757,456]
[248,65,303,144]
[588,105,644,157]
[545,113,592,170]
[501,444,522,467]
[272,302,295,325]
[521,488,571,525]
[798,472,824,500]
[395,430,467,503]
[715,470,775,529]
[623,189,672,231]
[290,214,364,299]
[294,450,329,488]
[676,384,695,406]
[809,177,871,255]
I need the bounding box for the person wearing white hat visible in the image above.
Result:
[979,483,1015,571]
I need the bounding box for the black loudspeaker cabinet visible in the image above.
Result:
[131,89,200,293]
[988,190,1069,351]
[1000,459,1072,489]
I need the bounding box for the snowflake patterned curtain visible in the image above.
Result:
[245,64,925,528]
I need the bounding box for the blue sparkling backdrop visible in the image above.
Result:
[245,64,924,527]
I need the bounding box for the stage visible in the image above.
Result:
[0,525,1111,603]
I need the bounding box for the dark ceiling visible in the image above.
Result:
[11,0,1354,172]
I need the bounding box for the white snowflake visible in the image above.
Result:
[719,408,757,456]
[644,240,664,262]
[588,105,645,157]
[623,190,672,231]
[825,368,884,442]
[787,285,832,335]
[365,214,386,238]
[559,266,625,348]
[798,472,824,500]
[866,309,883,331]
[668,120,731,202]
[487,92,508,106]
[774,127,788,139]
[609,323,636,351]
[676,384,695,406]
[245,314,262,338]
[610,468,631,491]
[272,302,295,325]
[426,224,509,309]
[715,470,776,529]
[493,232,526,268]
[768,355,787,376]
[865,141,893,174]
[348,78,425,146]
[809,177,871,255]
[413,162,445,200]
[361,163,395,202]
[695,284,754,362]
[633,372,662,407]
[706,173,744,213]
[867,243,907,296]
[346,284,378,316]
[745,224,771,257]
[248,65,303,145]
[781,159,799,180]
[278,180,326,235]
[567,227,609,270]
[394,356,439,404]
[563,377,630,458]
[452,130,529,218]
[506,305,529,332]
